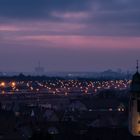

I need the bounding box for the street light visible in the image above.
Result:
[0,82,5,87]
[11,82,16,87]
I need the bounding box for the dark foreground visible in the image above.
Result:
[30,128,138,140]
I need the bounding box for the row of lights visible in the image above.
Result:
[0,79,130,95]
[0,82,16,87]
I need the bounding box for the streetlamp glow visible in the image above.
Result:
[1,82,6,87]
[11,82,16,87]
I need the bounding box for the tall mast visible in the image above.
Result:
[136,60,139,72]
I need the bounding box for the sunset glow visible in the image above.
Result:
[0,0,140,72]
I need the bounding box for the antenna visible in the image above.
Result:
[136,60,139,72]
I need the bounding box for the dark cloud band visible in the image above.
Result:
[0,0,140,36]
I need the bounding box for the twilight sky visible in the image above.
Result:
[0,0,140,72]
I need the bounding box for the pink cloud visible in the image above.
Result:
[1,21,140,51]
[51,11,90,20]
[0,25,20,31]
[0,21,86,34]
[14,35,140,49]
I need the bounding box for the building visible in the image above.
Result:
[129,61,140,136]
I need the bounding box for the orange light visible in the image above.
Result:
[2,91,5,94]
[1,82,5,87]
[11,82,16,87]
